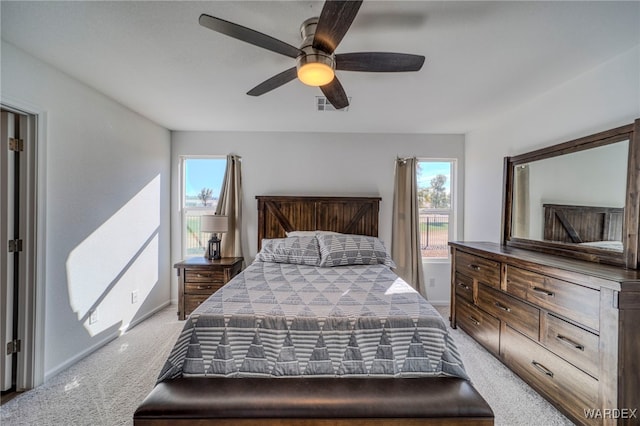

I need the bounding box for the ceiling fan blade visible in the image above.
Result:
[199,14,302,59]
[313,0,363,54]
[247,67,298,96]
[336,52,425,72]
[320,77,349,110]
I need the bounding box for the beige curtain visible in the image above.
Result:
[392,157,426,296]
[215,154,244,260]
[513,165,530,238]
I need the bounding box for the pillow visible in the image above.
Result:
[255,236,321,266]
[316,234,396,268]
[286,230,342,237]
[285,231,317,237]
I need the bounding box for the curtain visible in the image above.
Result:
[513,164,530,238]
[392,157,426,296]
[215,154,244,261]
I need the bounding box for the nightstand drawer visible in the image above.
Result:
[542,313,599,378]
[502,325,599,425]
[185,282,224,295]
[506,266,599,331]
[185,269,225,283]
[455,251,500,288]
[477,283,540,341]
[454,273,474,303]
[185,294,210,315]
[456,298,500,355]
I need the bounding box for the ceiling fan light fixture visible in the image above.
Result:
[297,50,335,87]
[297,62,334,86]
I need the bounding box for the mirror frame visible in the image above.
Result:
[502,118,640,269]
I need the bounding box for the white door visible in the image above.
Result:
[1,110,17,391]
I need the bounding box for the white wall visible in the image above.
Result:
[171,131,464,304]
[1,41,172,379]
[464,45,640,242]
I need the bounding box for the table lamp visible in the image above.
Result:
[200,215,228,260]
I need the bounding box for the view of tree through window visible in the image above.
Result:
[417,161,454,259]
[182,157,227,257]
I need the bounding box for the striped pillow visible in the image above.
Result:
[255,236,321,266]
[317,234,396,268]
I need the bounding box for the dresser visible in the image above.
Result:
[450,242,640,425]
[174,257,243,320]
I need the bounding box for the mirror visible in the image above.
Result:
[503,119,640,268]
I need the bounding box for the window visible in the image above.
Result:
[417,160,456,259]
[180,157,226,258]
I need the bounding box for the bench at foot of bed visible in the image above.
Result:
[134,377,494,425]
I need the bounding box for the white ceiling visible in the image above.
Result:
[2,1,639,133]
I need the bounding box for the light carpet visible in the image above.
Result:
[1,304,574,425]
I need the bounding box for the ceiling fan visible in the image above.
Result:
[199,0,425,110]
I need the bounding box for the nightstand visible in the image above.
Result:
[174,257,243,320]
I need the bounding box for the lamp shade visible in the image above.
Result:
[201,215,228,233]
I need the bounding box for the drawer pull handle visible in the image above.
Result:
[468,264,481,271]
[532,287,554,297]
[196,273,213,278]
[457,282,471,290]
[556,334,585,351]
[468,316,481,326]
[494,302,511,312]
[197,285,213,290]
[531,361,554,378]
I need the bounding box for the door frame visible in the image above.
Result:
[1,98,46,389]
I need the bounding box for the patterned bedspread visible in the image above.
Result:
[158,261,468,382]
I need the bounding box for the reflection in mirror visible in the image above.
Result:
[511,140,628,252]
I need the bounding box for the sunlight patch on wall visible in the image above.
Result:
[66,175,161,336]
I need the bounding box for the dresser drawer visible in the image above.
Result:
[502,326,599,425]
[185,269,225,283]
[455,251,500,288]
[455,298,500,355]
[505,266,600,331]
[477,283,540,340]
[185,294,210,315]
[454,273,474,303]
[542,313,599,379]
[185,282,224,295]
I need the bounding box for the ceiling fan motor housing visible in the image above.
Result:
[296,17,335,85]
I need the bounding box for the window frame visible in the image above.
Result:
[179,155,226,258]
[416,158,457,262]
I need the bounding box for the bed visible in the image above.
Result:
[134,196,493,425]
[543,203,623,251]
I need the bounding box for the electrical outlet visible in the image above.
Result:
[131,290,138,304]
[429,278,436,288]
[89,309,98,324]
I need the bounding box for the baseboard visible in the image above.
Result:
[44,301,171,382]
[122,300,171,333]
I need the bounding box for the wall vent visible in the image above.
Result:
[316,97,350,112]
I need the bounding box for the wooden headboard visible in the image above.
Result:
[256,196,381,248]
[543,203,623,243]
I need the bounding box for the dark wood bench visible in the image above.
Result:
[134,377,494,425]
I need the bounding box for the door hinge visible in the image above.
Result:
[8,138,24,152]
[6,339,21,355]
[8,239,23,253]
